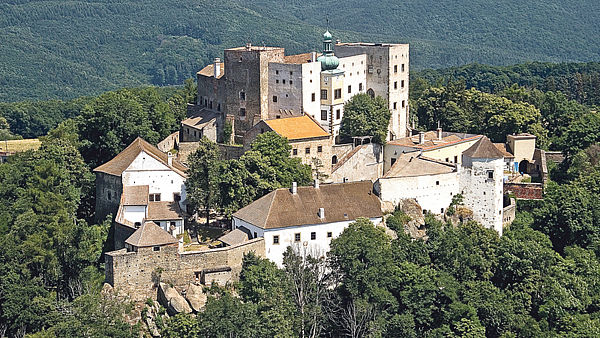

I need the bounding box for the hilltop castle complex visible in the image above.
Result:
[99,31,554,307]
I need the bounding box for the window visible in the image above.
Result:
[454,156,458,163]
[239,108,246,116]
[394,65,398,73]
[334,88,342,99]
[488,171,494,179]
[294,233,301,242]
[275,70,279,75]
[107,191,111,201]
[276,79,279,84]
[273,96,278,102]
[336,109,341,119]
[273,235,279,244]
[149,193,161,202]
[393,102,397,110]
[311,93,316,102]
[445,158,449,162]
[290,80,293,85]
[348,85,352,93]
[290,71,293,75]
[321,110,328,120]
[401,64,405,72]
[305,147,310,154]
[401,80,405,88]
[391,158,397,166]
[292,148,298,156]
[402,100,406,108]
[311,232,316,240]
[170,221,176,228]
[187,128,189,134]
[240,92,246,101]
[436,181,440,186]
[327,232,332,238]
[394,81,398,89]
[441,208,444,214]
[253,232,257,239]
[217,103,221,111]
[332,155,338,165]
[209,101,212,109]
[193,130,197,137]
[260,128,264,133]
[321,89,327,100]
[174,192,181,201]
[282,79,286,84]
[359,83,363,91]
[318,145,323,153]
[134,222,141,228]
[153,246,161,252]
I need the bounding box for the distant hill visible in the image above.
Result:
[1,0,599,101]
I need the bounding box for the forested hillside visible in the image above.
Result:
[1,0,600,101]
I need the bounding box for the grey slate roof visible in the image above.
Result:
[463,136,504,159]
[233,181,382,229]
[125,221,178,247]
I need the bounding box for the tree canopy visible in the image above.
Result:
[340,93,391,144]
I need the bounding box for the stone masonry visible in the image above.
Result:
[105,238,265,301]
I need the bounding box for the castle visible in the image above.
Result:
[101,31,525,301]
[195,31,409,144]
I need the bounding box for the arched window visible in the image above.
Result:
[332,155,338,165]
[367,88,375,98]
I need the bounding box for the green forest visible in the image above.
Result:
[1,0,600,101]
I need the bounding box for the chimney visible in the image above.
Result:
[213,57,221,78]
[419,131,425,145]
[437,127,443,140]
[291,182,297,194]
[314,179,319,189]
[167,152,173,166]
[245,42,252,50]
[318,207,325,219]
[311,51,317,62]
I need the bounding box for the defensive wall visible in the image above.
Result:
[105,238,265,301]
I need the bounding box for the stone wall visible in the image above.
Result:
[545,151,565,164]
[503,198,516,227]
[504,182,543,200]
[95,172,122,223]
[105,238,265,301]
[114,222,137,250]
[329,143,383,183]
[157,131,179,153]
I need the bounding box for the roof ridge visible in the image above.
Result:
[263,190,278,228]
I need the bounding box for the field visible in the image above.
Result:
[0,138,41,152]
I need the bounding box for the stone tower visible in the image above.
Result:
[459,137,505,235]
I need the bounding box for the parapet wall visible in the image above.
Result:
[105,238,265,301]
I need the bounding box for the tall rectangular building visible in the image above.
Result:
[335,43,410,139]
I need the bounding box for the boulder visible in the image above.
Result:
[185,284,207,312]
[397,199,427,239]
[157,282,192,316]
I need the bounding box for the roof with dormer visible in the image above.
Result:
[93,137,187,178]
[233,181,382,229]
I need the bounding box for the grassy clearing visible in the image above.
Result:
[1,139,41,152]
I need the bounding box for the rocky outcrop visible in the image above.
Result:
[158,283,192,316]
[185,284,207,313]
[397,199,427,239]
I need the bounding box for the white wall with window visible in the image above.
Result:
[121,151,187,210]
[233,217,382,267]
